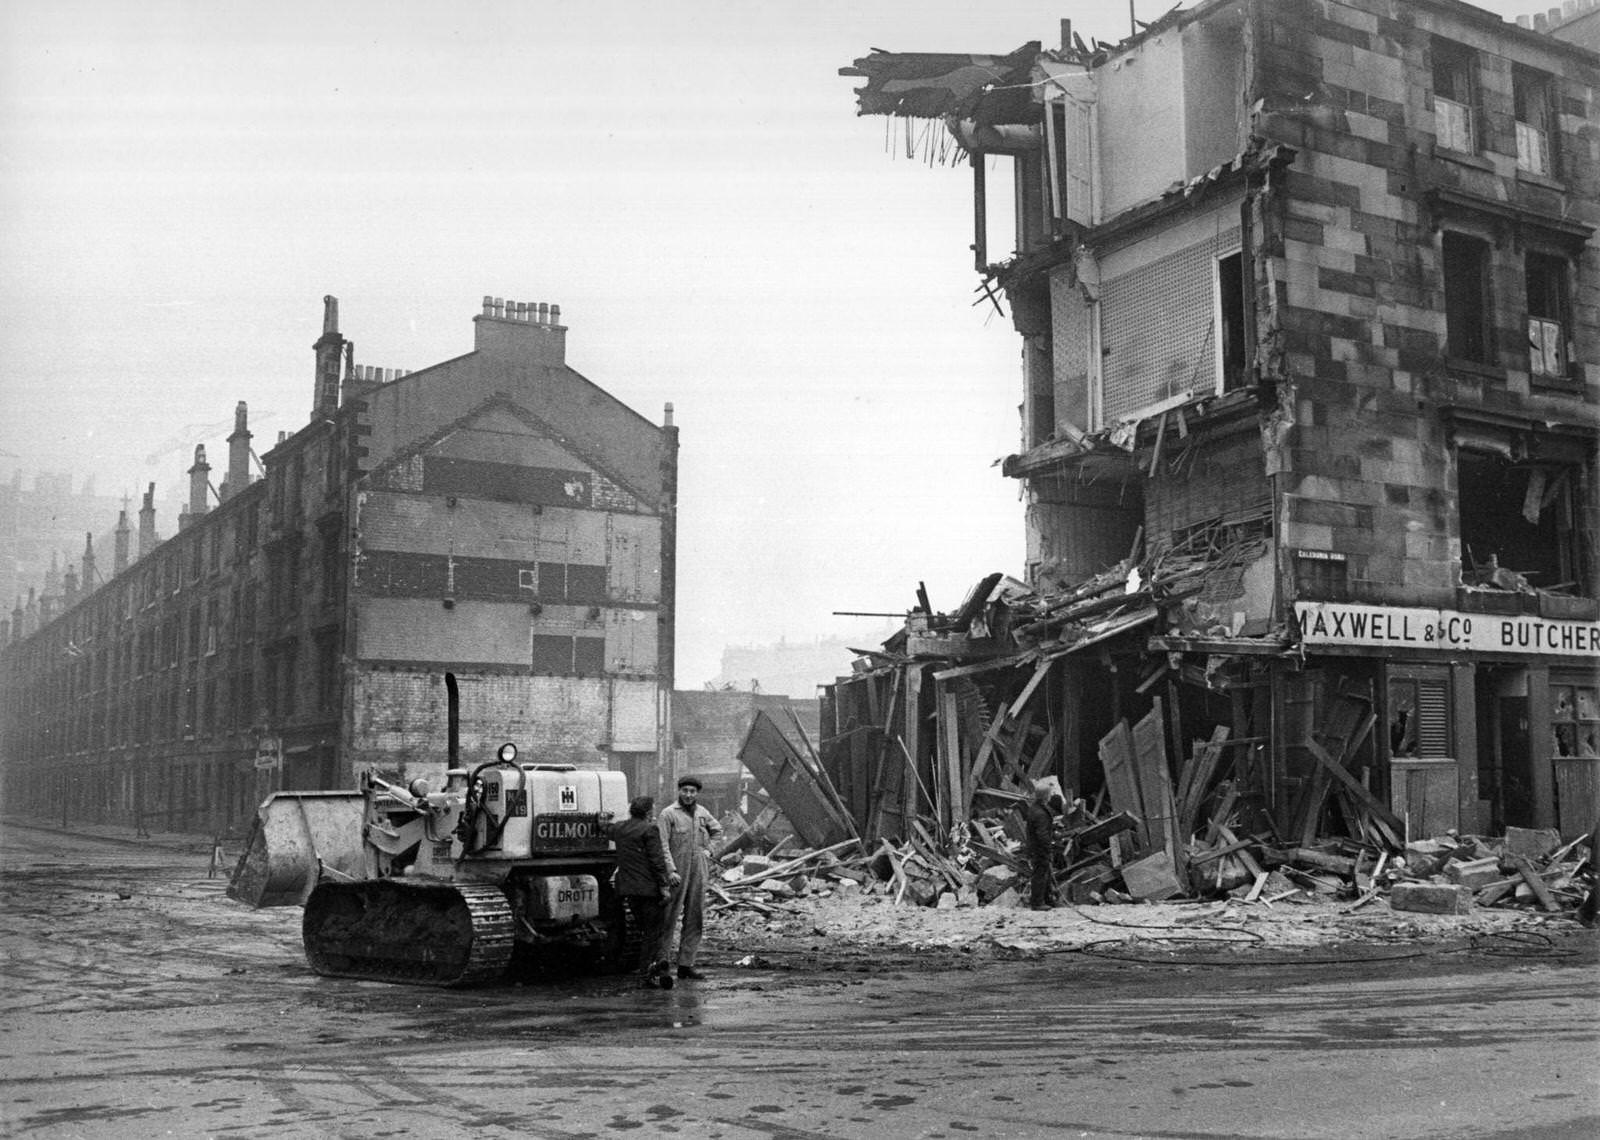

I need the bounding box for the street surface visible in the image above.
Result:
[1,821,1596,1139]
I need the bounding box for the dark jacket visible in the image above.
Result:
[609,816,674,896]
[1023,800,1054,855]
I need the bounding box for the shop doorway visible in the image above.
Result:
[1475,667,1533,832]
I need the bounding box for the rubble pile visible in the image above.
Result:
[707,820,1597,925]
[725,553,1597,932]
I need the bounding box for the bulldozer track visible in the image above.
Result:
[303,879,514,987]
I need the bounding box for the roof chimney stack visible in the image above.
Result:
[114,504,130,574]
[81,532,96,594]
[473,294,566,365]
[312,294,347,420]
[138,483,157,558]
[224,401,252,501]
[185,445,211,526]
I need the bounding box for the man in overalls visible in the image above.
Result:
[657,774,724,980]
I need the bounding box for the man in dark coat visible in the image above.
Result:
[607,795,680,988]
[1023,783,1057,911]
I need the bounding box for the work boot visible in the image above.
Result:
[677,965,707,980]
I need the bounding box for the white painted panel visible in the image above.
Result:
[356,598,529,665]
[607,514,661,602]
[609,678,660,753]
[605,609,659,675]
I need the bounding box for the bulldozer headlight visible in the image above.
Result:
[497,742,518,764]
[408,778,432,798]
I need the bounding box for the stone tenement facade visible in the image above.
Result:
[846,0,1598,838]
[0,296,678,833]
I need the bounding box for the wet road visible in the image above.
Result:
[1,822,1596,1139]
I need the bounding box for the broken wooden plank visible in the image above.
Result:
[1303,736,1405,836]
[1132,700,1184,880]
[1097,720,1147,848]
[1510,856,1562,913]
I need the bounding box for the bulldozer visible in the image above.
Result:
[228,740,635,987]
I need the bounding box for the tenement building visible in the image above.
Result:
[843,0,1598,838]
[0,296,678,833]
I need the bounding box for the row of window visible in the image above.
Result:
[1442,235,1575,381]
[6,635,345,754]
[1433,38,1562,179]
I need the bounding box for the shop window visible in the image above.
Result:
[1525,251,1571,382]
[1513,67,1557,177]
[1551,684,1599,760]
[1458,451,1589,595]
[1432,38,1477,153]
[1443,233,1492,364]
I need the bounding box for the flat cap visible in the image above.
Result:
[676,774,703,789]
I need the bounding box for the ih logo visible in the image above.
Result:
[558,785,577,811]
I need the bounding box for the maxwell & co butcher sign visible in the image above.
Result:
[1294,602,1600,657]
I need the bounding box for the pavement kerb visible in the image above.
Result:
[2,815,226,857]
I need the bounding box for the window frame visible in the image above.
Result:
[1524,249,1573,384]
[1512,66,1558,178]
[1442,231,1494,366]
[1431,38,1479,155]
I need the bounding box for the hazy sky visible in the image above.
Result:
[0,0,1542,686]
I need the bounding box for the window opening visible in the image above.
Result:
[1217,251,1247,391]
[1513,67,1555,176]
[1458,450,1587,594]
[1432,38,1477,153]
[1525,251,1570,381]
[1442,233,1492,364]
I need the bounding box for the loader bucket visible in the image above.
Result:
[226,791,369,908]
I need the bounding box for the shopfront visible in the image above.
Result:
[1296,602,1600,839]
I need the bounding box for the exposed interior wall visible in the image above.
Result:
[1023,475,1142,589]
[1096,30,1189,217]
[1049,266,1092,431]
[1182,9,1248,176]
[1098,201,1242,422]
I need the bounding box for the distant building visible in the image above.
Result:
[670,688,821,820]
[0,472,175,639]
[715,635,885,699]
[0,295,678,833]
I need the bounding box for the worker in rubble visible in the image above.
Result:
[1024,782,1058,911]
[657,774,724,980]
[606,795,681,989]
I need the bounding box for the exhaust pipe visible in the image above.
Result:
[446,672,459,768]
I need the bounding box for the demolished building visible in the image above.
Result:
[822,0,1599,886]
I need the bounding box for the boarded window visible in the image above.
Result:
[531,633,607,676]
[1388,667,1452,759]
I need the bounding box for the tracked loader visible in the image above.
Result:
[228,741,635,987]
